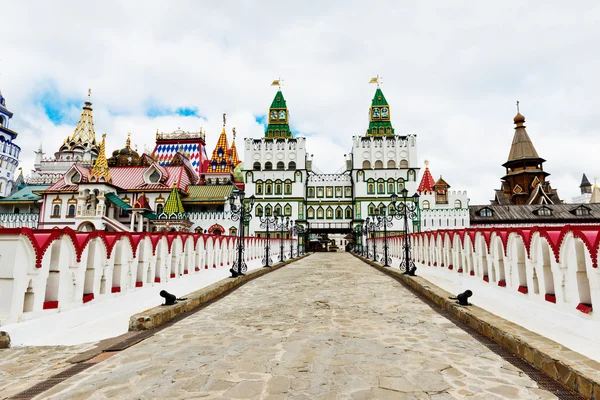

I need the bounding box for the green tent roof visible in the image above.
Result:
[164,186,186,214]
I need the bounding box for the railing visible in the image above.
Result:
[0,213,38,228]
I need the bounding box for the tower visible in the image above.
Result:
[366,88,394,136]
[580,174,592,195]
[0,90,21,197]
[56,89,99,163]
[496,108,560,205]
[265,89,292,139]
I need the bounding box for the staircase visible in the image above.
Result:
[101,216,130,232]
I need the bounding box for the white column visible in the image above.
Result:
[130,211,136,231]
[138,213,144,232]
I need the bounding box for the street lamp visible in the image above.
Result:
[374,207,394,267]
[228,190,256,278]
[391,188,420,276]
[290,220,305,257]
[274,212,290,262]
[258,208,278,268]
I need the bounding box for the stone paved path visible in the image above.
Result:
[36,253,556,399]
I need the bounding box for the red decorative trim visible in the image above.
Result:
[170,273,176,278]
[83,293,94,303]
[518,285,528,294]
[576,303,592,314]
[457,268,463,273]
[545,293,556,303]
[154,277,161,283]
[111,286,121,293]
[195,267,200,271]
[469,271,475,276]
[483,275,489,282]
[498,280,506,287]
[184,270,188,274]
[43,301,59,309]
[150,234,163,255]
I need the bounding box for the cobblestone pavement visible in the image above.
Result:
[37,253,556,399]
[0,343,95,399]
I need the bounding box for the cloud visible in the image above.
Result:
[1,1,600,204]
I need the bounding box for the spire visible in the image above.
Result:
[366,87,394,136]
[68,89,97,149]
[580,173,592,194]
[126,132,131,148]
[417,160,436,193]
[590,179,600,204]
[506,107,541,163]
[266,88,292,139]
[229,127,240,167]
[208,116,231,173]
[164,183,185,215]
[89,133,111,183]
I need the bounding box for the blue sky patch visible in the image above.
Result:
[146,106,202,118]
[254,114,267,128]
[36,87,81,125]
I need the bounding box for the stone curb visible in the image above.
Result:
[0,331,10,349]
[129,254,311,332]
[354,254,600,400]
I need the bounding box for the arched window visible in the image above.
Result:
[307,207,315,219]
[284,182,292,195]
[387,160,395,168]
[256,182,263,195]
[335,207,343,219]
[326,207,333,219]
[277,161,285,170]
[265,162,272,170]
[397,179,405,193]
[368,204,375,215]
[422,200,430,209]
[374,160,383,169]
[265,204,272,216]
[288,161,296,170]
[399,160,409,168]
[67,204,76,217]
[274,204,282,216]
[362,160,371,169]
[317,207,324,219]
[266,182,273,195]
[284,204,292,216]
[253,162,261,171]
[275,182,282,195]
[377,180,385,194]
[387,179,395,194]
[367,180,375,194]
[345,207,352,219]
[52,204,61,217]
[255,204,263,217]
[408,170,415,181]
[454,200,462,208]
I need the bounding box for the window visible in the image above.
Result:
[387,160,395,168]
[388,203,396,215]
[67,204,76,217]
[229,227,238,236]
[52,204,61,217]
[317,187,324,198]
[265,162,272,170]
[374,160,383,169]
[399,160,408,168]
[253,162,261,171]
[156,204,164,214]
[277,161,285,170]
[368,204,375,215]
[377,181,385,194]
[149,170,160,183]
[574,207,591,216]
[537,207,552,216]
[275,183,282,195]
[454,200,462,208]
[284,182,292,195]
[255,204,263,217]
[265,204,272,216]
[326,207,333,219]
[326,187,333,198]
[266,183,273,195]
[335,187,342,198]
[256,183,263,195]
[345,187,352,197]
[274,204,282,216]
[335,207,343,219]
[387,180,395,194]
[422,200,430,210]
[307,207,315,219]
[308,187,315,197]
[362,160,371,169]
[408,170,415,181]
[367,180,375,194]
[345,207,352,219]
[479,208,493,217]
[317,207,324,219]
[14,207,20,214]
[284,204,292,216]
[397,180,405,193]
[288,161,296,170]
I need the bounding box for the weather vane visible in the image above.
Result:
[516,100,520,113]
[369,75,383,87]
[223,113,226,128]
[232,127,236,139]
[271,77,284,89]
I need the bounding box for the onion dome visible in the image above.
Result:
[513,112,525,125]
[107,132,140,166]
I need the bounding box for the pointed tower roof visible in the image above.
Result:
[504,111,543,165]
[433,176,450,189]
[164,183,185,215]
[581,173,592,188]
[366,88,394,136]
[266,90,292,139]
[228,127,240,167]
[417,160,436,193]
[208,115,232,173]
[590,182,600,204]
[89,134,112,183]
[133,193,151,209]
[63,89,98,152]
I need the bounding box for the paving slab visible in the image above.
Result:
[20,253,559,399]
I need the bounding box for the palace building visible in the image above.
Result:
[0,90,22,198]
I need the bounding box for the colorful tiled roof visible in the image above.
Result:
[60,90,98,152]
[184,185,234,203]
[152,129,206,175]
[207,126,234,173]
[266,90,292,139]
[417,161,436,194]
[89,134,112,183]
[366,88,394,136]
[164,185,185,214]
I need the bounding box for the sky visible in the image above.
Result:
[1,1,599,204]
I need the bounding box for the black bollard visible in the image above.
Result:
[160,290,177,306]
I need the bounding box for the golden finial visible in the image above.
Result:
[222,113,226,128]
[369,75,383,87]
[126,132,131,148]
[271,77,283,89]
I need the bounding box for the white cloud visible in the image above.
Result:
[2,0,599,204]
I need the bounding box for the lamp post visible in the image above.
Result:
[290,220,305,258]
[258,209,278,268]
[391,188,420,276]
[353,224,363,255]
[228,190,256,278]
[374,208,394,267]
[364,216,377,261]
[274,212,290,262]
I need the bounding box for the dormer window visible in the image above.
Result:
[479,207,493,217]
[149,170,160,183]
[536,206,552,216]
[572,206,591,216]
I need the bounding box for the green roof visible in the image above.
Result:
[371,88,389,107]
[164,186,185,214]
[105,192,131,211]
[367,88,394,136]
[266,90,292,139]
[270,90,287,109]
[0,185,49,203]
[184,185,234,203]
